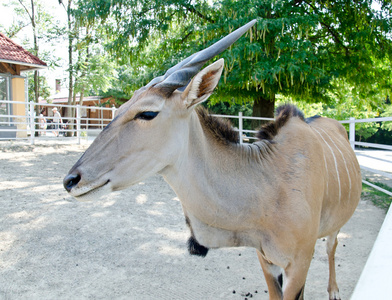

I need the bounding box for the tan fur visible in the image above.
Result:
[64,61,361,300]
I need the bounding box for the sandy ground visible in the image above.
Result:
[0,141,387,300]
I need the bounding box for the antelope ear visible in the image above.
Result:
[182,58,224,108]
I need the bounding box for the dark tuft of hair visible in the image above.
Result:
[275,104,305,120]
[187,236,209,257]
[197,107,239,145]
[305,115,321,124]
[257,104,305,141]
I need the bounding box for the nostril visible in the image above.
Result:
[64,173,81,192]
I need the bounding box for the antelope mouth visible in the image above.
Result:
[70,180,111,201]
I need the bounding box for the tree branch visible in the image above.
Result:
[180,30,192,42]
[17,0,32,21]
[6,22,30,38]
[183,4,214,23]
[303,0,351,56]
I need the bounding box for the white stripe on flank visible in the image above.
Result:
[323,153,329,195]
[312,127,341,202]
[316,127,352,200]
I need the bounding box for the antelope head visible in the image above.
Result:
[64,20,256,201]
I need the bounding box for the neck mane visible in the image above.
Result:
[196,104,306,146]
[196,107,239,145]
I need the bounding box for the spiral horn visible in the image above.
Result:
[146,19,257,92]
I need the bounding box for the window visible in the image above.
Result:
[0,74,11,125]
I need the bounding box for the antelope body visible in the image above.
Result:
[64,20,361,300]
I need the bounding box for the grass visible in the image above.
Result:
[362,179,392,211]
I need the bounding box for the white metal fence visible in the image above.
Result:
[340,117,392,151]
[2,100,391,148]
[1,100,391,194]
[6,99,392,196]
[212,111,274,144]
[339,117,392,197]
[0,100,116,144]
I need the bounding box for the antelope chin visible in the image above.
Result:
[70,180,112,202]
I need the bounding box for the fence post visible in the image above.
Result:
[349,117,355,150]
[29,101,35,145]
[239,111,243,144]
[76,105,81,145]
[111,105,116,120]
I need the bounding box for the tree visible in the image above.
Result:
[5,0,60,105]
[71,27,116,105]
[27,72,50,104]
[55,0,117,135]
[55,0,76,136]
[74,0,212,87]
[73,0,392,119]
[287,78,391,143]
[381,104,392,132]
[19,0,41,104]
[2,0,63,136]
[0,1,30,38]
[206,0,392,120]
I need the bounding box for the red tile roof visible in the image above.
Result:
[0,32,47,67]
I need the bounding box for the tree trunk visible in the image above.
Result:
[251,93,275,129]
[71,89,78,136]
[30,0,40,136]
[66,0,73,137]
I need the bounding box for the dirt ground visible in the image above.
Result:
[0,141,387,300]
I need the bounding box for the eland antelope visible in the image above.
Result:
[64,20,361,300]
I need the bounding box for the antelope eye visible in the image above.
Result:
[135,111,159,121]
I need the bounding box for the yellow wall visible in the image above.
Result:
[11,77,27,138]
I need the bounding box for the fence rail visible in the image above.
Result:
[212,112,274,143]
[341,116,392,151]
[0,100,116,143]
[1,100,391,192]
[2,100,391,147]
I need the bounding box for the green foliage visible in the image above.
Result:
[281,75,391,142]
[366,127,392,145]
[6,0,392,121]
[73,0,392,118]
[5,0,64,63]
[381,104,392,131]
[204,101,254,130]
[68,2,214,96]
[362,179,392,211]
[27,73,50,102]
[73,42,117,97]
[102,66,138,102]
[322,96,382,142]
[2,0,66,105]
[212,0,392,106]
[209,0,324,102]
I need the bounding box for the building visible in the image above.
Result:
[39,95,116,129]
[0,32,47,138]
